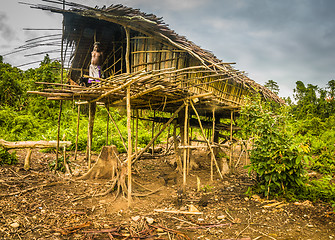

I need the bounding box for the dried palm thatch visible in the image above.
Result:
[29,0,284,116]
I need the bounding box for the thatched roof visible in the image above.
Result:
[30,1,284,117]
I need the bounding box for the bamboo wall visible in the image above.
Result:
[125,33,248,107]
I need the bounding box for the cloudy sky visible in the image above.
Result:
[1,0,335,98]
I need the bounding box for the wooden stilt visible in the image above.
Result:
[125,26,132,207]
[173,123,183,172]
[86,102,96,169]
[106,103,109,146]
[183,102,188,190]
[229,110,233,169]
[211,109,215,181]
[55,100,63,170]
[135,109,139,156]
[127,87,132,207]
[165,121,170,154]
[187,115,190,175]
[56,0,65,172]
[190,100,223,179]
[152,110,155,155]
[74,104,80,161]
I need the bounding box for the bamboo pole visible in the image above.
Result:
[152,110,155,155]
[125,27,132,207]
[187,114,190,175]
[74,104,80,161]
[183,102,189,190]
[135,109,139,156]
[55,100,62,172]
[127,87,132,207]
[106,103,109,146]
[55,0,65,171]
[229,110,234,169]
[211,109,215,181]
[86,102,96,168]
[190,100,223,180]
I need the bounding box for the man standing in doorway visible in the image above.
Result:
[88,42,103,84]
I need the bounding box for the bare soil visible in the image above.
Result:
[0,147,334,240]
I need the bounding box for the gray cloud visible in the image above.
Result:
[2,0,334,97]
[0,12,16,41]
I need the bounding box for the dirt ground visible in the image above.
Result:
[0,146,334,240]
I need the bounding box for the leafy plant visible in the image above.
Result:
[201,184,213,192]
[299,176,335,204]
[0,147,18,166]
[239,96,308,198]
[48,155,70,173]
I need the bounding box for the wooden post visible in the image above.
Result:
[86,102,96,169]
[166,121,170,154]
[55,100,62,171]
[56,0,65,171]
[187,115,190,175]
[135,109,139,156]
[24,148,32,171]
[127,87,132,207]
[125,26,132,207]
[106,103,109,146]
[152,110,155,155]
[74,104,80,161]
[229,110,233,169]
[211,109,215,181]
[183,101,188,191]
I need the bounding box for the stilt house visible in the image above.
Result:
[29,1,283,185]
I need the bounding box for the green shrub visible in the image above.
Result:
[0,147,18,166]
[299,176,335,204]
[239,96,308,198]
[48,155,70,173]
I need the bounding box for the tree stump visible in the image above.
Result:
[79,145,119,180]
[78,145,129,199]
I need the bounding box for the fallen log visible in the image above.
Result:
[0,139,72,149]
[0,139,72,170]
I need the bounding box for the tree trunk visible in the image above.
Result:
[79,145,129,199]
[79,145,119,180]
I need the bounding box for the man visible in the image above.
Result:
[88,42,103,84]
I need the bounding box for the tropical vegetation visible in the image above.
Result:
[0,55,334,208]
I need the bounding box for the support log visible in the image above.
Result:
[86,102,96,168]
[183,102,188,190]
[24,149,32,171]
